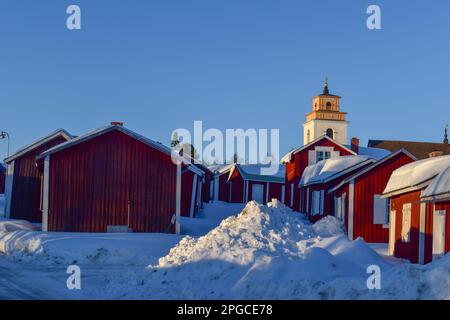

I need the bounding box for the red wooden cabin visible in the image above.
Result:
[210,164,234,202]
[299,155,375,222]
[383,155,450,264]
[0,164,5,194]
[36,124,198,233]
[226,164,285,204]
[180,160,206,218]
[329,149,417,242]
[282,135,357,212]
[3,129,73,222]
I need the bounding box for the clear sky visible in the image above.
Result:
[0,0,449,162]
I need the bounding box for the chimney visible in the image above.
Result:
[111,122,124,126]
[351,137,360,154]
[429,150,444,158]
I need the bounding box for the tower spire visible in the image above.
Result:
[444,124,449,145]
[323,77,330,95]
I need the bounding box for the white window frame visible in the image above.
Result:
[373,194,389,225]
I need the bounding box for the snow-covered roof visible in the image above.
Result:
[345,145,391,160]
[4,129,73,164]
[38,125,172,159]
[328,149,417,194]
[209,163,235,175]
[281,135,356,164]
[230,164,285,183]
[383,155,450,196]
[421,165,450,202]
[299,155,374,187]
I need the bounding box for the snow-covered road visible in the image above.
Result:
[0,255,70,299]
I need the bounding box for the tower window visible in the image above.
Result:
[326,102,332,110]
[326,128,334,139]
[307,129,311,143]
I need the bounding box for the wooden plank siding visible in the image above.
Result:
[46,130,177,233]
[9,136,68,222]
[350,152,415,242]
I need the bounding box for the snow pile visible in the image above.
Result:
[312,216,344,237]
[159,200,315,269]
[384,155,450,194]
[421,165,450,199]
[300,155,372,186]
[98,200,399,299]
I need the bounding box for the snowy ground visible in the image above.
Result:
[0,198,449,300]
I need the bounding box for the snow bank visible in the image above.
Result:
[300,155,372,186]
[384,155,450,194]
[98,200,398,299]
[421,165,450,198]
[0,226,182,266]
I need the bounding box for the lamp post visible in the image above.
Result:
[0,131,10,157]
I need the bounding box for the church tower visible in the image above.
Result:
[303,78,348,145]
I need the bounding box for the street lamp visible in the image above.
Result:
[0,131,10,157]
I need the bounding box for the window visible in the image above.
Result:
[326,128,334,139]
[373,195,389,225]
[307,130,311,143]
[326,102,332,110]
[401,203,412,243]
[317,151,331,162]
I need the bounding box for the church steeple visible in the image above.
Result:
[323,77,330,95]
[303,78,349,145]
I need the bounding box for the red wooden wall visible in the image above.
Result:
[390,190,428,264]
[0,167,5,194]
[218,172,230,202]
[351,153,415,243]
[229,169,244,203]
[9,135,68,222]
[47,130,177,233]
[181,169,195,217]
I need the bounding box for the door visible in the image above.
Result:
[251,184,264,204]
[433,210,446,260]
[389,210,397,256]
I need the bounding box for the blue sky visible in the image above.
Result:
[0,0,449,161]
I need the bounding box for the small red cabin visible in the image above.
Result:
[329,150,417,242]
[226,164,285,204]
[3,129,73,222]
[282,136,357,212]
[36,124,196,233]
[299,155,375,222]
[210,164,235,202]
[180,159,206,218]
[383,155,450,264]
